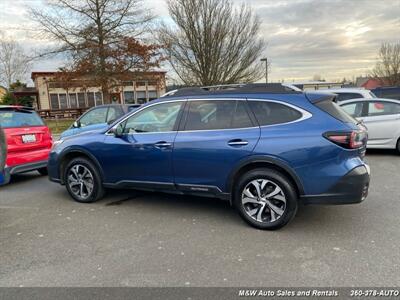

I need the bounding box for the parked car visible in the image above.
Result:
[0,106,52,185]
[317,88,377,102]
[48,84,370,230]
[60,104,141,138]
[340,98,400,151]
[372,87,400,100]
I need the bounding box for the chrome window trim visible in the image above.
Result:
[106,97,312,135]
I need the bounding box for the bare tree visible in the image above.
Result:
[371,42,400,86]
[0,34,32,88]
[159,0,266,86]
[29,0,163,103]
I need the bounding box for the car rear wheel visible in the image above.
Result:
[396,138,400,154]
[64,157,104,203]
[38,167,48,176]
[233,168,298,230]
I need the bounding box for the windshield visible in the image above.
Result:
[0,109,44,128]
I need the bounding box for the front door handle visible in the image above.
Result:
[154,141,172,149]
[228,139,249,147]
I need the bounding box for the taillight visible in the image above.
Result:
[324,130,367,149]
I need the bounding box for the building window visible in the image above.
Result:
[148,90,158,100]
[59,94,68,109]
[95,92,103,106]
[148,81,157,86]
[78,93,86,107]
[69,93,78,108]
[137,91,147,104]
[50,94,59,110]
[124,91,135,104]
[87,92,95,107]
[122,81,133,86]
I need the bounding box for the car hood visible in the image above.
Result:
[62,128,105,142]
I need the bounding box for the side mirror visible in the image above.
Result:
[73,121,80,128]
[111,123,124,137]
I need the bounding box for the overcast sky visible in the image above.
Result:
[0,0,399,84]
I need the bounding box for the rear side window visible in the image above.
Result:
[248,101,302,126]
[335,93,363,102]
[184,100,253,131]
[367,101,400,116]
[316,99,357,124]
[0,110,44,128]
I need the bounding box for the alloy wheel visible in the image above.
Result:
[67,164,94,200]
[241,179,287,223]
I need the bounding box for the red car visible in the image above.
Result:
[0,106,52,185]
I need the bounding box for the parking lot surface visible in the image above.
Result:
[0,151,399,287]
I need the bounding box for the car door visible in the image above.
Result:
[173,99,260,193]
[361,101,400,147]
[100,100,186,186]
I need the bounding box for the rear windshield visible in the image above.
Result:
[315,99,358,124]
[0,110,44,128]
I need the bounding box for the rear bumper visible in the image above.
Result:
[5,160,48,175]
[301,164,370,205]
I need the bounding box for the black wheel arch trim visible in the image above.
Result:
[58,147,105,184]
[226,155,305,197]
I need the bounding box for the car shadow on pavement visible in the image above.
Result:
[5,172,45,186]
[101,188,356,231]
[366,149,398,156]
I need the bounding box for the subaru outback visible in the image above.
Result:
[48,84,370,230]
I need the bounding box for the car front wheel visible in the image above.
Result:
[234,168,298,230]
[64,157,104,203]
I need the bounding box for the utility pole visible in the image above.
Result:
[261,58,268,83]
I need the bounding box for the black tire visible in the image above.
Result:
[233,168,298,230]
[64,157,105,203]
[396,139,400,154]
[38,167,48,176]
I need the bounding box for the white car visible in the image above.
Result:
[317,88,377,102]
[340,98,400,151]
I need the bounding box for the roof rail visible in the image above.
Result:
[162,83,301,97]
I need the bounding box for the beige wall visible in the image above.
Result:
[0,87,7,102]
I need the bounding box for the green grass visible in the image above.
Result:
[45,119,74,135]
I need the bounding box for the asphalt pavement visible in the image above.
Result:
[0,150,399,287]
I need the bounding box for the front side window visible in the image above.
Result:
[249,101,302,126]
[122,101,183,133]
[79,107,108,127]
[341,102,364,117]
[106,106,123,123]
[184,100,252,131]
[367,101,400,116]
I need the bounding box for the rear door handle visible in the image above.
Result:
[154,141,172,149]
[228,139,249,147]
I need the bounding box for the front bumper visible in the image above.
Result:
[301,164,370,205]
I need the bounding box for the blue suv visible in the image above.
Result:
[48,84,370,230]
